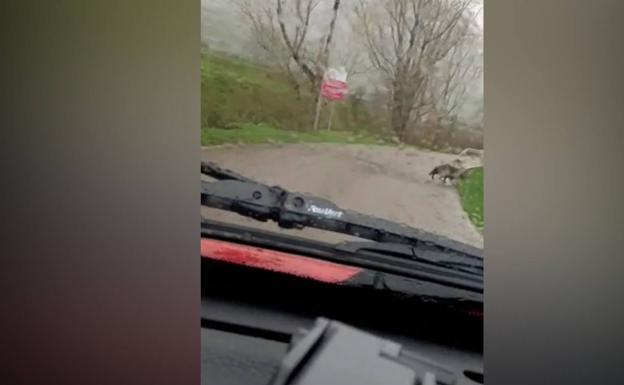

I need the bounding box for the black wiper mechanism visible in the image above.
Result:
[201,161,483,272]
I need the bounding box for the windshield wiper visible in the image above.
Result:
[201,161,483,279]
[335,241,482,276]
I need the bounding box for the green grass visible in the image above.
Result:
[201,53,296,131]
[456,167,484,231]
[202,122,387,146]
[201,54,289,91]
[201,52,388,138]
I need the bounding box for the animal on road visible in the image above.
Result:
[429,163,468,185]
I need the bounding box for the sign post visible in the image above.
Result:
[327,101,335,131]
[313,67,348,131]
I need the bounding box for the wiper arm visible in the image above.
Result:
[201,161,256,183]
[201,161,483,263]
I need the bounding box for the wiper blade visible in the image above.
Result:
[201,161,482,262]
[201,160,256,183]
[335,241,483,275]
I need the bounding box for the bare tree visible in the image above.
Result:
[431,8,482,126]
[354,0,475,141]
[237,0,342,100]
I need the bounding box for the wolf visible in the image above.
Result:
[429,163,468,184]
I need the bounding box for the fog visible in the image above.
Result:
[201,0,483,125]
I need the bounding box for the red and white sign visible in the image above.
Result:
[321,80,347,100]
[321,67,348,101]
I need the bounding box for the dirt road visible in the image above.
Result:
[201,143,483,248]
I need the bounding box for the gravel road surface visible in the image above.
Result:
[201,143,483,248]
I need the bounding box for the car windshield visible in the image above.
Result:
[201,0,484,250]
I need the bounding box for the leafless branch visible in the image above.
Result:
[353,0,478,140]
[238,0,342,98]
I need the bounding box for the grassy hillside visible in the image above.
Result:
[200,52,385,146]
